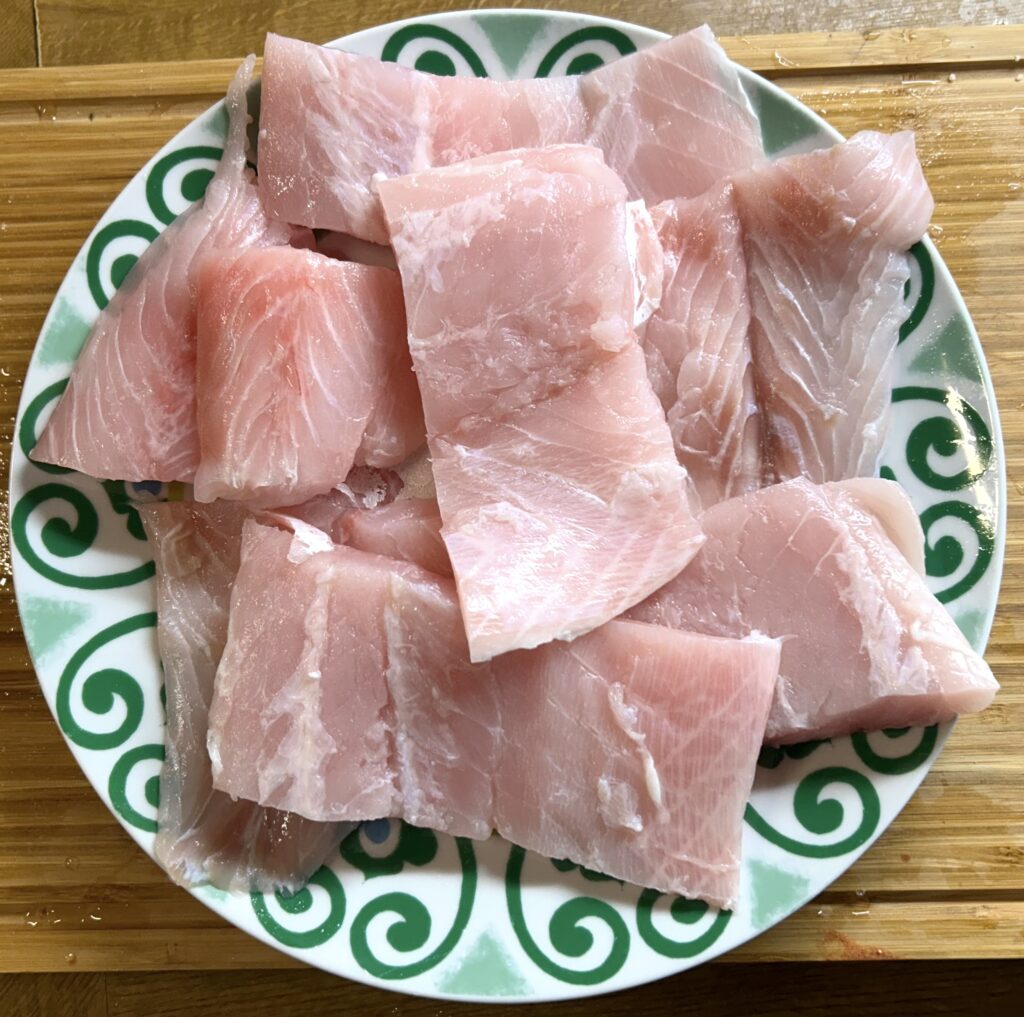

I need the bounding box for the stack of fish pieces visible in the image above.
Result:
[30,27,998,908]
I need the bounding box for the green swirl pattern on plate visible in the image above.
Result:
[636,893,732,958]
[251,867,347,948]
[506,845,631,985]
[55,613,156,750]
[349,836,477,979]
[852,726,939,775]
[744,767,882,858]
[9,10,1003,1001]
[109,742,164,831]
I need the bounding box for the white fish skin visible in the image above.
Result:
[258,27,764,243]
[139,501,347,893]
[378,145,703,661]
[733,130,935,484]
[208,521,781,908]
[628,477,998,744]
[192,247,423,507]
[32,57,295,482]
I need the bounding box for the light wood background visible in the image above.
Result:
[0,1,1022,1014]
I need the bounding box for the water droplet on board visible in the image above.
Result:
[64,856,78,870]
[948,72,957,83]
[65,952,76,965]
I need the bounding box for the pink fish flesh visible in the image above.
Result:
[734,130,935,484]
[642,184,760,506]
[258,27,764,243]
[32,58,295,482]
[340,498,451,577]
[139,500,347,892]
[207,521,781,908]
[628,477,998,744]
[377,145,703,660]
[192,247,423,506]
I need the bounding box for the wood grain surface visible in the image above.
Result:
[10,0,1024,67]
[0,8,1022,1016]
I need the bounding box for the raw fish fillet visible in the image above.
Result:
[209,523,408,819]
[32,58,294,482]
[628,477,998,744]
[193,247,423,506]
[340,498,451,576]
[377,145,703,660]
[643,185,760,505]
[139,501,346,892]
[733,131,934,483]
[259,27,764,243]
[208,521,781,907]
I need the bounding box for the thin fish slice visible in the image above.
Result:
[140,501,346,892]
[643,184,761,506]
[258,27,764,243]
[193,247,423,507]
[32,58,294,482]
[733,130,935,483]
[378,145,702,661]
[628,477,998,744]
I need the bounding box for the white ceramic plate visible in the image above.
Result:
[9,8,1005,1002]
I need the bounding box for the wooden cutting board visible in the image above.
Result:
[0,23,1022,982]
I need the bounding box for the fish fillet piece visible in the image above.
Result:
[208,521,781,907]
[377,145,702,660]
[209,523,412,819]
[192,247,422,506]
[139,501,346,892]
[628,477,998,744]
[258,27,763,243]
[340,498,451,577]
[733,130,934,483]
[32,58,294,482]
[643,185,760,506]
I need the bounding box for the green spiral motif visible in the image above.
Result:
[145,145,222,225]
[251,867,347,949]
[381,25,487,77]
[744,767,881,858]
[18,380,72,475]
[341,821,437,879]
[898,242,935,344]
[535,26,637,77]
[920,500,994,604]
[893,386,992,491]
[85,219,159,311]
[11,483,155,589]
[108,742,164,832]
[349,837,476,979]
[852,726,939,775]
[56,613,156,750]
[506,846,629,985]
[636,891,732,958]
